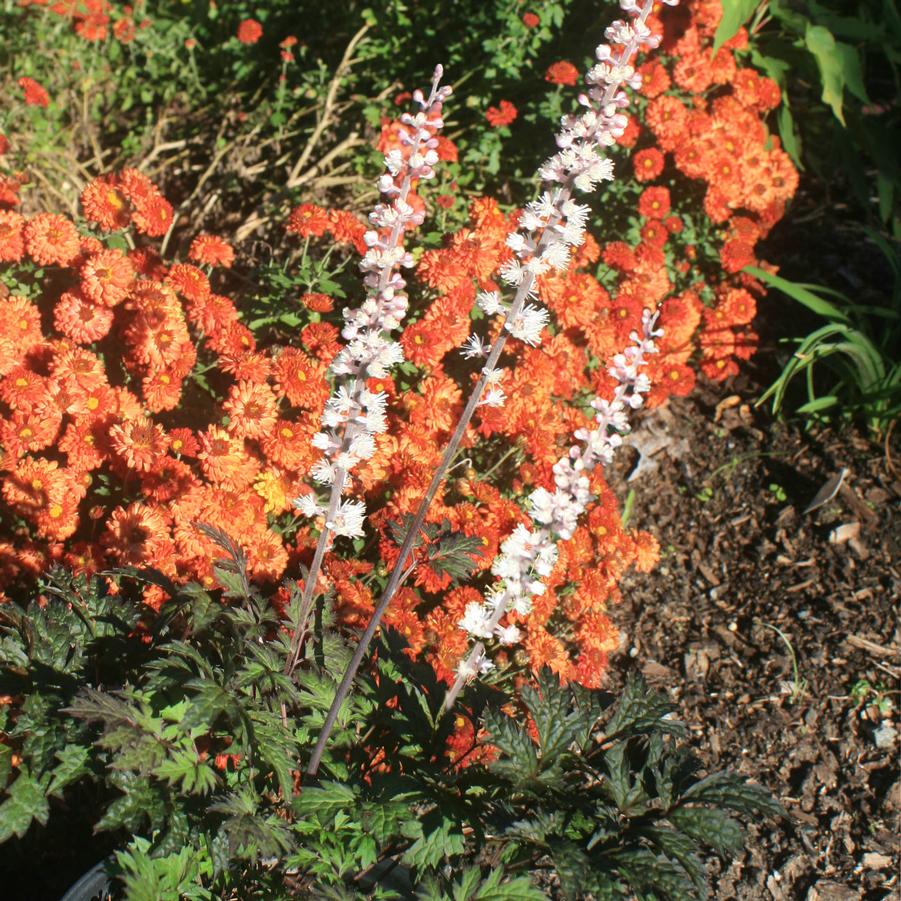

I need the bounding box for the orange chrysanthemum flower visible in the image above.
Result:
[58,420,105,472]
[2,457,69,517]
[327,210,367,252]
[141,369,185,413]
[102,502,173,567]
[165,263,210,303]
[0,365,46,411]
[0,406,61,457]
[188,233,234,268]
[272,347,328,409]
[286,204,330,238]
[184,292,239,336]
[18,76,49,107]
[716,287,757,325]
[0,296,42,375]
[109,417,170,471]
[236,18,263,44]
[81,176,131,230]
[260,418,316,471]
[300,293,334,313]
[545,60,579,86]
[80,249,135,307]
[130,192,174,237]
[24,213,81,266]
[197,425,259,489]
[118,168,156,204]
[168,428,199,457]
[223,380,279,440]
[301,321,341,363]
[637,59,670,98]
[633,147,664,182]
[485,99,517,127]
[638,186,671,219]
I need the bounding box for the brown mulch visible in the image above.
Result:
[608,384,900,901]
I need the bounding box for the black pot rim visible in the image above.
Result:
[58,859,112,901]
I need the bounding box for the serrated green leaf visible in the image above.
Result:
[548,840,593,899]
[521,669,580,763]
[360,800,407,844]
[293,781,357,821]
[604,675,683,740]
[642,826,707,894]
[474,867,545,900]
[670,807,743,858]
[616,847,698,901]
[680,772,785,818]
[0,769,49,842]
[212,564,249,600]
[96,774,166,833]
[402,813,465,871]
[154,748,218,796]
[485,709,539,783]
[47,744,90,797]
[181,680,244,732]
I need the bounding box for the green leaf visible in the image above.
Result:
[797,395,839,413]
[211,564,249,600]
[604,675,682,740]
[713,0,760,51]
[154,749,218,796]
[96,773,166,833]
[0,769,49,842]
[47,745,91,797]
[744,266,851,322]
[474,868,545,900]
[360,800,408,844]
[182,680,244,732]
[251,714,298,801]
[681,772,785,818]
[485,709,539,783]
[642,826,707,893]
[776,104,802,167]
[293,781,357,821]
[402,813,465,871]
[424,866,545,901]
[670,807,744,857]
[615,848,698,901]
[548,841,594,899]
[804,25,846,123]
[834,43,869,104]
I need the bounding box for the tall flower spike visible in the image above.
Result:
[306,0,673,777]
[286,68,451,674]
[446,309,664,705]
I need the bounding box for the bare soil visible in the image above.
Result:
[609,382,900,901]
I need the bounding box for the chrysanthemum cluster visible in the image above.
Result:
[0,175,330,605]
[296,69,452,540]
[0,0,801,720]
[453,310,662,690]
